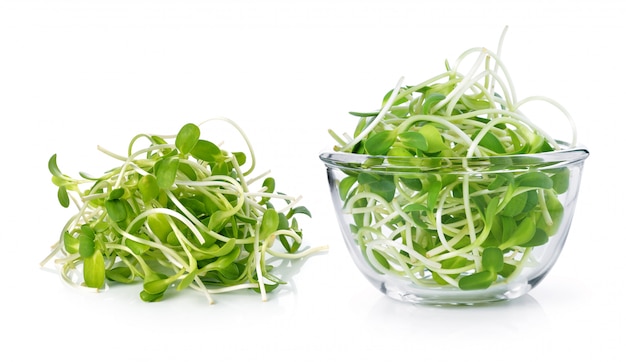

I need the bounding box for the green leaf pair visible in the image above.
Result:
[458,248,503,290]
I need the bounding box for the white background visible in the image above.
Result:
[1,1,624,361]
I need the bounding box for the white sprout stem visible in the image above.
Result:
[344,190,393,212]
[194,282,261,294]
[111,221,188,270]
[538,189,554,226]
[45,210,84,257]
[466,116,514,157]
[339,76,405,152]
[267,244,329,260]
[327,129,347,147]
[504,247,534,281]
[40,243,63,267]
[454,108,561,155]
[435,182,457,252]
[435,49,488,115]
[246,169,272,186]
[60,263,103,292]
[277,195,303,215]
[170,178,246,220]
[96,143,169,189]
[191,276,215,305]
[430,263,476,277]
[445,52,520,117]
[245,191,299,202]
[105,243,153,278]
[228,149,252,192]
[53,254,80,269]
[452,46,518,105]
[371,210,400,230]
[425,225,470,258]
[166,220,197,269]
[253,223,267,302]
[458,67,516,110]
[376,245,429,286]
[163,192,241,245]
[198,117,257,176]
[366,238,441,270]
[490,25,509,95]
[404,223,415,262]
[514,95,578,147]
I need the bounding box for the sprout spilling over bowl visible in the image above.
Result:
[320,39,589,305]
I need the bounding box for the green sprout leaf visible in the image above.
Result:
[482,247,504,274]
[339,176,357,201]
[515,172,553,189]
[78,232,95,258]
[521,228,549,247]
[286,206,312,219]
[476,131,506,154]
[176,123,201,155]
[109,188,125,200]
[500,217,537,249]
[106,266,134,284]
[63,231,79,254]
[422,93,446,114]
[419,124,446,153]
[364,130,396,156]
[501,191,528,217]
[83,250,105,289]
[232,151,246,166]
[387,147,414,162]
[105,199,128,223]
[138,174,159,203]
[191,140,222,163]
[154,156,180,189]
[260,177,275,205]
[356,173,396,202]
[125,238,150,255]
[398,131,428,152]
[459,270,495,290]
[259,208,279,240]
[551,168,570,194]
[57,186,70,208]
[48,154,64,178]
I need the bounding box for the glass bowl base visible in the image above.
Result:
[367,276,536,306]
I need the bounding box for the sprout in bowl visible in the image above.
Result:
[320,29,589,305]
[321,148,588,304]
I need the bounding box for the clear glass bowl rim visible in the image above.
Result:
[319,142,589,174]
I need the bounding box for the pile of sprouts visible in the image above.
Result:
[42,118,327,303]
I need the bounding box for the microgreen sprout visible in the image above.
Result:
[43,118,327,303]
[328,29,577,291]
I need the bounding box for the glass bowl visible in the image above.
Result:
[320,144,589,305]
